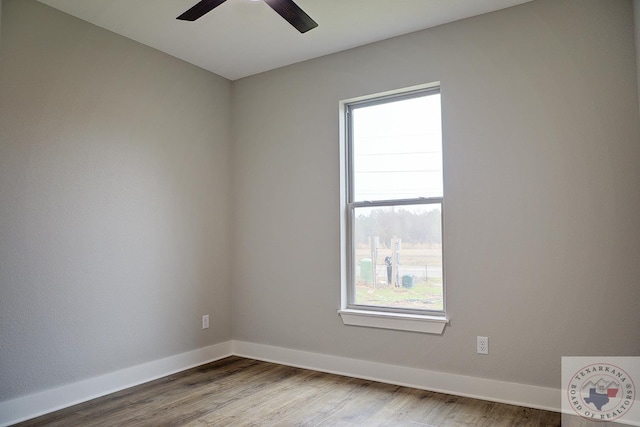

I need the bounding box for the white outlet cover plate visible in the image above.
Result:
[477,336,489,354]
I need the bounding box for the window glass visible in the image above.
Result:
[346,88,444,314]
[351,94,442,202]
[353,204,443,311]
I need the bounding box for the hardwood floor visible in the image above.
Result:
[12,356,619,426]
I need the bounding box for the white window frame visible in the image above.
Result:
[338,83,448,334]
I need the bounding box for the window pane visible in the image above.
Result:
[351,94,442,202]
[353,204,443,311]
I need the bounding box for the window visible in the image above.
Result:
[339,84,447,334]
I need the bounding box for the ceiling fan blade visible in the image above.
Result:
[263,0,318,33]
[177,0,228,21]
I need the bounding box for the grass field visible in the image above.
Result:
[354,243,443,310]
[355,245,442,267]
[355,277,443,311]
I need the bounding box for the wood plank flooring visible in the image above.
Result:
[12,356,621,426]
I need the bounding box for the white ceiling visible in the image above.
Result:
[38,0,532,81]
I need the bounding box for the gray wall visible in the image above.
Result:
[0,0,232,400]
[636,0,640,111]
[231,0,640,389]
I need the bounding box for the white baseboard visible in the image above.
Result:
[232,340,561,413]
[2,340,563,426]
[0,341,232,427]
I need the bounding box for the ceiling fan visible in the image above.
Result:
[177,0,318,33]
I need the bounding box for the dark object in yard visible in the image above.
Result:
[402,274,414,288]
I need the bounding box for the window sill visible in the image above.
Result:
[337,309,448,334]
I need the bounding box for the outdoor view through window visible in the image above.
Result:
[347,87,443,313]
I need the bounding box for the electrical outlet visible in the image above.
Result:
[477,336,489,354]
[202,314,209,329]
